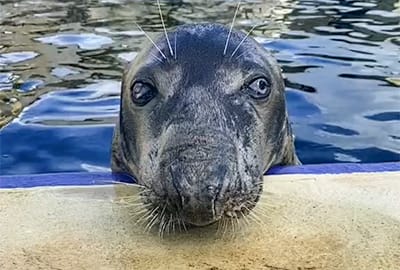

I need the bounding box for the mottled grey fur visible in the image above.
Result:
[112,24,300,227]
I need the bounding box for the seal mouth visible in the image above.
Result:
[140,188,262,229]
[140,166,263,228]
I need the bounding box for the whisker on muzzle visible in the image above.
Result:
[144,206,161,232]
[158,205,168,238]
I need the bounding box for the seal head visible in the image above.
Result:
[112,23,300,227]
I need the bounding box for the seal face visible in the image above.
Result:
[112,23,300,227]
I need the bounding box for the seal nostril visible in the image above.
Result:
[181,195,190,205]
[207,185,217,196]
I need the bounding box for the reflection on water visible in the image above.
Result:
[0,0,399,174]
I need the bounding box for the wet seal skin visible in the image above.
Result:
[111,23,300,227]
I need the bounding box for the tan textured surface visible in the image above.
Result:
[0,172,399,270]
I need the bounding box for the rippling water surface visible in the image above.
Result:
[0,0,399,175]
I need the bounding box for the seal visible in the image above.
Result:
[112,23,300,227]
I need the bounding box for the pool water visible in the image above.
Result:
[0,0,399,175]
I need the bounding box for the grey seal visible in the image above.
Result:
[112,23,300,227]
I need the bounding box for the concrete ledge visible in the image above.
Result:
[1,171,399,270]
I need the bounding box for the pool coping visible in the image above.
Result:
[0,162,399,189]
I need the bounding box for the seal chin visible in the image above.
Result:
[156,151,263,227]
[181,211,221,227]
[175,182,262,227]
[164,158,232,226]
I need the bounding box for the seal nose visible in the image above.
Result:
[168,163,229,226]
[206,185,218,196]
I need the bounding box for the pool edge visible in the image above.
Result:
[1,162,399,188]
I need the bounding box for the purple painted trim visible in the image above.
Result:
[0,162,399,189]
[267,162,400,175]
[0,172,135,189]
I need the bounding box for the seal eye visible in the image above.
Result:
[131,82,157,106]
[247,77,271,100]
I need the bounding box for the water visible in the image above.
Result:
[0,0,399,175]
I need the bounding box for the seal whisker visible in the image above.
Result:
[223,0,241,56]
[146,212,160,233]
[132,206,151,218]
[224,218,230,238]
[243,205,265,227]
[240,211,251,227]
[100,180,140,187]
[166,213,173,235]
[163,214,170,236]
[216,220,222,236]
[116,197,144,204]
[235,50,247,60]
[249,211,266,227]
[171,213,176,234]
[134,209,153,226]
[126,208,148,223]
[230,24,258,59]
[253,179,265,185]
[138,188,152,196]
[178,217,186,232]
[159,205,167,238]
[114,194,147,206]
[255,201,277,209]
[234,215,241,231]
[221,218,229,238]
[157,0,174,57]
[253,183,264,189]
[117,202,151,209]
[181,218,188,232]
[116,201,147,207]
[177,216,182,232]
[115,195,142,201]
[254,205,276,215]
[229,217,235,235]
[218,219,224,237]
[252,206,272,220]
[158,207,166,238]
[129,206,153,229]
[135,22,167,60]
[246,212,263,228]
[144,206,160,232]
[229,217,236,238]
[138,206,154,218]
[174,31,177,60]
[150,52,164,64]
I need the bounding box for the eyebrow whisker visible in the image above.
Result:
[174,31,177,60]
[223,0,241,56]
[230,24,258,59]
[235,51,246,60]
[150,52,164,64]
[157,0,174,57]
[135,22,167,60]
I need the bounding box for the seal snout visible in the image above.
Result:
[156,128,238,226]
[165,150,232,226]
